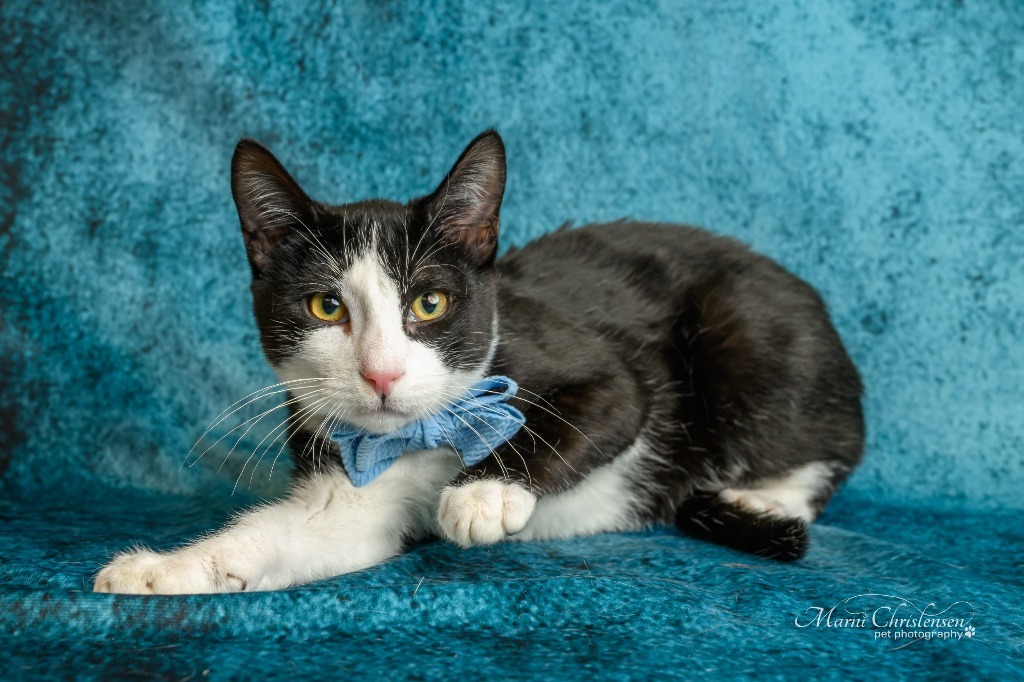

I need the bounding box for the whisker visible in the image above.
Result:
[246,391,342,485]
[236,395,334,493]
[469,387,606,458]
[438,403,511,482]
[411,237,456,274]
[436,391,552,475]
[184,378,329,464]
[268,391,347,481]
[189,388,332,469]
[436,387,581,478]
[436,391,545,485]
[216,389,332,474]
[424,413,469,478]
[410,179,450,266]
[303,398,347,478]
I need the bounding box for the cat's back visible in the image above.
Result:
[493,220,840,373]
[498,220,735,277]
[496,221,760,321]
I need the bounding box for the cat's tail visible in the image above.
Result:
[675,492,809,561]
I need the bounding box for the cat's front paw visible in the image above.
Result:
[93,548,247,595]
[437,480,537,547]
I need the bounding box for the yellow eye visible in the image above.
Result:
[410,291,448,321]
[309,293,348,322]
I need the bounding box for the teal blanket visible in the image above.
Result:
[2,1,1021,678]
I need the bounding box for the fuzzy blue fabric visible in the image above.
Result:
[332,376,525,487]
[1,0,1022,679]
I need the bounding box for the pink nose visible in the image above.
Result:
[360,370,404,397]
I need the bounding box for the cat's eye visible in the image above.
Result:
[308,293,348,323]
[409,291,448,322]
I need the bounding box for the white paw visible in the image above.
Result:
[437,480,537,547]
[93,548,248,595]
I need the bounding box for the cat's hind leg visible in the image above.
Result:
[676,462,842,561]
[718,461,837,522]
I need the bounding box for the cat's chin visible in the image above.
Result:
[344,406,418,435]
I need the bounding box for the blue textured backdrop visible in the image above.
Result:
[1,0,1022,678]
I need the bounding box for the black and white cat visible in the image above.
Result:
[94,131,864,594]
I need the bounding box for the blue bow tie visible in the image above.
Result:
[330,376,526,487]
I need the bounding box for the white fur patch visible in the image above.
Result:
[719,461,834,522]
[344,251,409,379]
[513,436,650,541]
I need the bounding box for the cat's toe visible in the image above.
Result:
[93,549,242,595]
[437,480,537,547]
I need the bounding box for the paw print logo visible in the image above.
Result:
[964,626,976,639]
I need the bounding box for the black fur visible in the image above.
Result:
[231,130,864,560]
[677,492,809,561]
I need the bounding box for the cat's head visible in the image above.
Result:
[230,131,506,434]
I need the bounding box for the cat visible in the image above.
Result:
[94,130,864,594]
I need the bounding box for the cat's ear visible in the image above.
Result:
[426,130,506,266]
[231,139,314,277]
